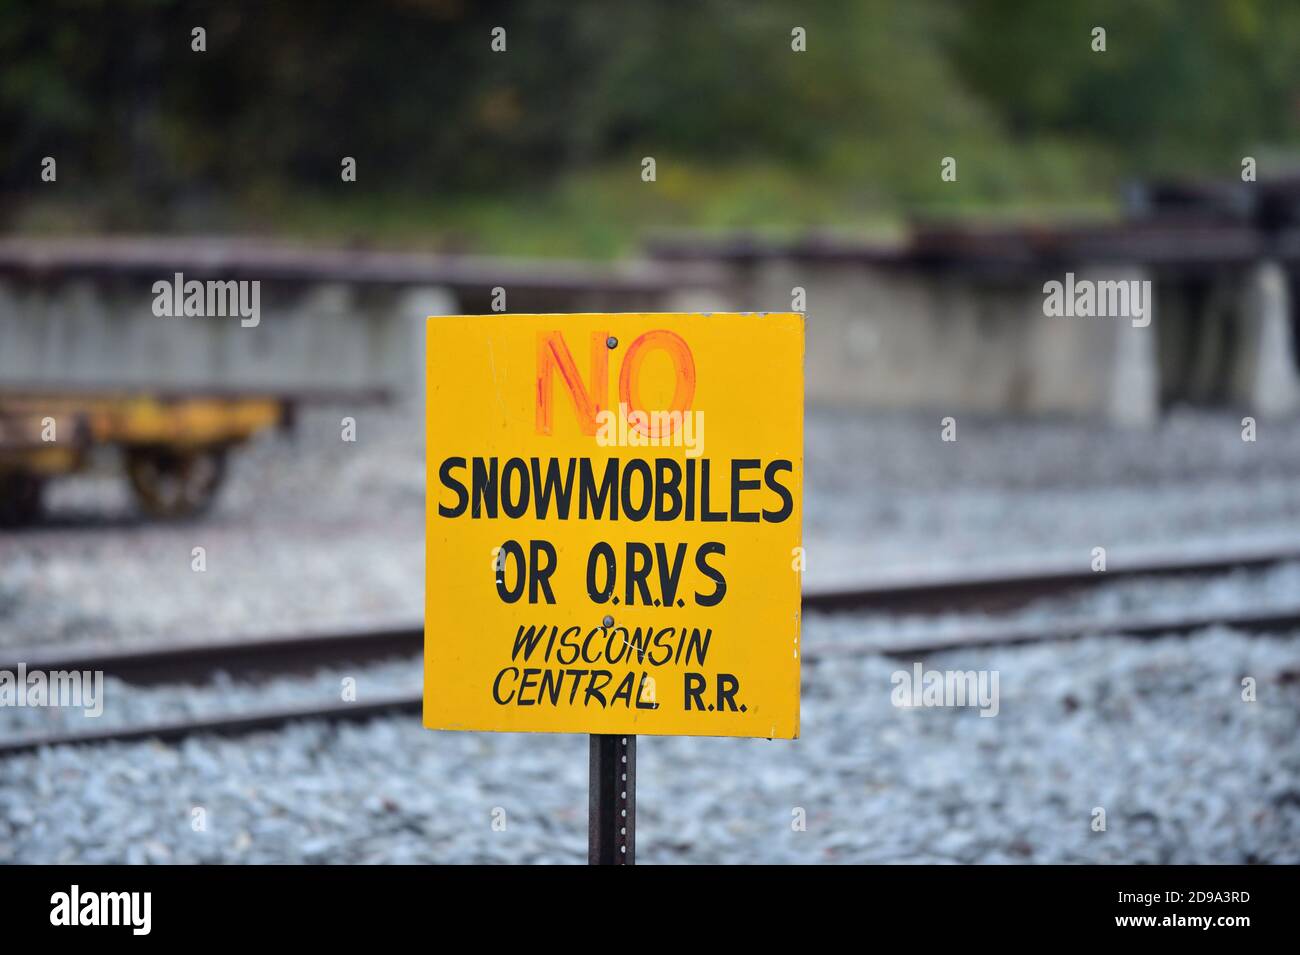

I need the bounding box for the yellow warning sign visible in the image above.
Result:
[424,313,803,738]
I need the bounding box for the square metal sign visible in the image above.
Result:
[424,313,803,738]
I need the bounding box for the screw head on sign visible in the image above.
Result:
[606,336,618,349]
[602,615,615,627]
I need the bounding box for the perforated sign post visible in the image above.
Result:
[424,312,804,863]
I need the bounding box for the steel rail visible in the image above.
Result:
[3,604,1298,754]
[4,544,1300,687]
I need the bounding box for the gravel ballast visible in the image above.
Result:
[5,406,1300,649]
[2,405,1298,863]
[1,623,1296,864]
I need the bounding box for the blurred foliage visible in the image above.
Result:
[2,0,1300,253]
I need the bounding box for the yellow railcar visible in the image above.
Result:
[0,392,285,525]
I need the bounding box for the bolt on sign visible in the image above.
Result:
[424,313,803,738]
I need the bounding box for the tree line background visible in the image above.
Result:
[3,0,1299,254]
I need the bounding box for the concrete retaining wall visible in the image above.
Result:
[0,239,726,403]
[728,258,1161,422]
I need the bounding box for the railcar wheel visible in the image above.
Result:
[0,472,45,527]
[125,447,227,520]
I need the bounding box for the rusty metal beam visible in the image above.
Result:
[0,237,725,295]
[646,220,1293,274]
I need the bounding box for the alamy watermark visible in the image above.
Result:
[891,663,999,717]
[50,885,150,935]
[1043,272,1151,327]
[0,664,103,717]
[595,402,705,458]
[152,272,260,327]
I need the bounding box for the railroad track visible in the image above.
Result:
[5,546,1300,754]
[806,542,1300,613]
[0,695,421,757]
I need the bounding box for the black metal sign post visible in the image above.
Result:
[588,734,636,864]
